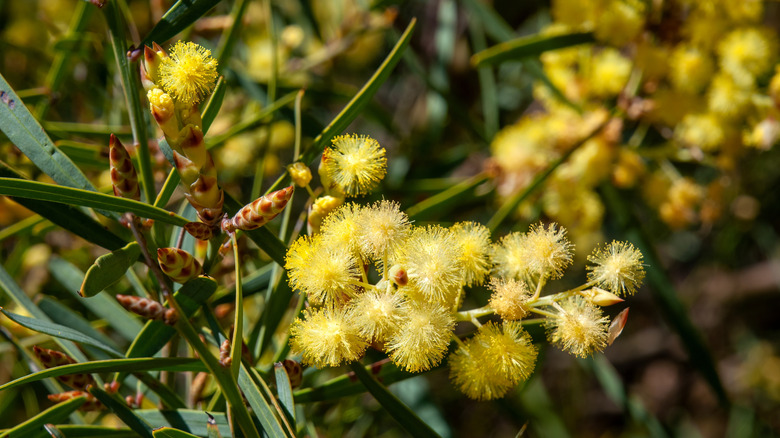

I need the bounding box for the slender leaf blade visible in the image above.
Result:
[46,426,138,438]
[274,362,295,423]
[0,178,188,226]
[134,410,231,437]
[139,0,221,48]
[0,308,123,356]
[348,362,440,438]
[471,32,595,67]
[89,386,154,438]
[0,358,205,393]
[238,365,291,438]
[80,242,141,297]
[152,428,200,438]
[0,395,85,438]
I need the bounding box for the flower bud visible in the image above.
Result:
[109,134,140,201]
[281,359,303,388]
[287,162,312,187]
[157,247,203,283]
[306,195,344,234]
[48,390,104,411]
[607,307,630,346]
[33,346,95,390]
[141,42,167,89]
[580,287,625,307]
[388,264,408,287]
[116,294,177,325]
[147,88,179,141]
[184,221,214,241]
[222,185,295,233]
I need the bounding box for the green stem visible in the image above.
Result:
[230,234,244,380]
[455,306,494,322]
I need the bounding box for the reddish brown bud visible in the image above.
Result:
[222,185,295,233]
[33,346,95,390]
[116,294,168,321]
[219,339,232,367]
[157,247,203,283]
[184,221,214,241]
[109,134,140,201]
[608,308,630,346]
[48,390,104,411]
[389,265,408,287]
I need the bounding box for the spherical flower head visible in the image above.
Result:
[593,0,644,46]
[321,134,387,197]
[587,48,632,98]
[587,241,645,296]
[491,232,533,282]
[475,321,538,385]
[355,200,411,263]
[386,300,455,372]
[285,234,360,306]
[347,289,406,342]
[669,45,714,94]
[290,307,368,368]
[718,27,777,86]
[488,277,532,321]
[524,222,574,280]
[449,338,513,400]
[707,73,753,119]
[675,113,725,152]
[450,221,492,287]
[319,202,362,253]
[158,41,218,105]
[400,225,464,307]
[546,296,609,358]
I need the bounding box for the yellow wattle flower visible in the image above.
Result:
[158,41,218,105]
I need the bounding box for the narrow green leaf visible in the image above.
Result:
[0,395,85,438]
[299,18,417,165]
[43,423,66,438]
[39,298,120,353]
[0,308,123,357]
[238,365,293,438]
[89,386,154,438]
[0,162,128,251]
[48,257,143,341]
[274,362,295,423]
[152,428,200,438]
[133,410,231,438]
[0,263,88,363]
[139,0,221,48]
[0,178,189,226]
[472,32,595,67]
[45,426,138,438]
[294,360,417,403]
[407,173,489,220]
[0,358,205,393]
[348,362,440,438]
[0,73,97,194]
[80,242,141,297]
[201,76,226,133]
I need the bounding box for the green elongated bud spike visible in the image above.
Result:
[141,42,166,90]
[147,88,180,142]
[157,247,203,283]
[222,185,295,233]
[109,134,140,201]
[33,346,96,390]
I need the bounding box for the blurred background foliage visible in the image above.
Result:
[1,0,780,437]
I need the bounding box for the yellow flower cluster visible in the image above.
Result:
[286,187,645,399]
[491,0,780,238]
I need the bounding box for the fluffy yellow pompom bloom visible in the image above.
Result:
[524,222,574,280]
[492,232,534,282]
[707,73,753,119]
[386,301,455,372]
[400,225,464,306]
[594,0,644,47]
[718,27,776,86]
[158,41,218,105]
[318,202,361,251]
[449,321,537,400]
[289,307,368,368]
[450,221,492,287]
[669,45,714,94]
[347,289,406,342]
[285,234,360,305]
[320,134,387,197]
[587,241,645,296]
[488,277,531,321]
[448,339,513,401]
[675,113,725,151]
[546,297,609,358]
[587,48,632,98]
[355,200,411,263]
